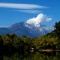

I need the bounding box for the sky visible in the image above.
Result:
[0,0,60,27]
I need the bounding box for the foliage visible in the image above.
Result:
[0,21,60,53]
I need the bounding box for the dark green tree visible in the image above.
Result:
[54,21,60,38]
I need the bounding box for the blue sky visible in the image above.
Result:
[0,0,60,27]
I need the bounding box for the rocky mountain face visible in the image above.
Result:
[0,22,53,37]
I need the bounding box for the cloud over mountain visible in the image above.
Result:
[0,13,53,37]
[16,10,41,13]
[0,3,47,9]
[26,13,52,27]
[0,3,48,13]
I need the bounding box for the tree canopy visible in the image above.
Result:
[0,21,60,53]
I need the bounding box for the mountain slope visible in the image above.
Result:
[0,27,12,35]
[0,22,53,37]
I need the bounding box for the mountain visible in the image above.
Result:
[0,27,11,35]
[0,22,53,37]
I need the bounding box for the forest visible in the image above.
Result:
[0,21,60,53]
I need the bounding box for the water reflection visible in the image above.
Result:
[1,51,60,60]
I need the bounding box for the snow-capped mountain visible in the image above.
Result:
[0,22,53,37]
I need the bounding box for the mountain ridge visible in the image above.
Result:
[0,22,53,37]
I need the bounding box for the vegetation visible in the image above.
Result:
[0,21,60,53]
[3,52,60,60]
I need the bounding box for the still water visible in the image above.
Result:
[0,52,60,60]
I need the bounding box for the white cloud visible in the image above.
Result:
[26,13,52,27]
[15,10,42,13]
[0,3,47,9]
